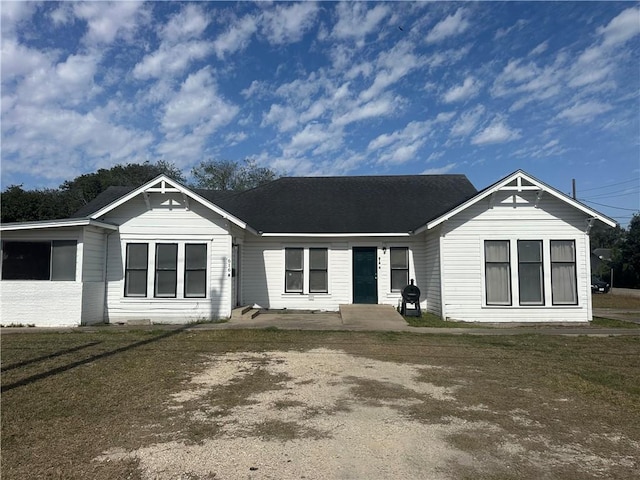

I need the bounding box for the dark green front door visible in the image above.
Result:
[353,247,378,304]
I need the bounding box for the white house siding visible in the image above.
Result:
[0,227,84,327]
[424,230,442,316]
[80,227,107,324]
[439,191,593,323]
[101,193,233,323]
[241,236,427,311]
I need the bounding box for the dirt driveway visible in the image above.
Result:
[97,347,638,480]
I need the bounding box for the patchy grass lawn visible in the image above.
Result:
[591,317,640,329]
[405,311,486,328]
[592,293,640,309]
[2,329,639,479]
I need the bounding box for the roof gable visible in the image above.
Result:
[85,175,250,231]
[425,170,617,230]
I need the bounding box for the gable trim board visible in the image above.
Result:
[0,170,616,326]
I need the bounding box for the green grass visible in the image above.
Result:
[404,311,486,328]
[2,329,639,479]
[592,293,640,309]
[591,317,640,329]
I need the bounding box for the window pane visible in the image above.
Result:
[185,244,206,269]
[125,270,147,296]
[486,264,511,305]
[51,240,77,281]
[309,248,327,269]
[1,241,50,280]
[126,244,148,269]
[285,271,303,292]
[552,264,577,304]
[551,241,575,262]
[155,270,177,297]
[185,270,206,297]
[519,240,542,262]
[485,241,509,262]
[309,270,327,292]
[156,244,177,269]
[285,248,303,270]
[391,270,409,291]
[390,248,408,268]
[519,263,543,304]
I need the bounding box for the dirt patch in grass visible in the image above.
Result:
[2,330,639,479]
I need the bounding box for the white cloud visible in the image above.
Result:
[160,4,209,43]
[529,41,549,56]
[261,104,299,132]
[494,19,527,40]
[261,2,319,45]
[0,39,53,82]
[556,100,613,124]
[133,41,212,80]
[471,119,521,145]
[161,68,238,134]
[442,76,481,103]
[422,163,457,174]
[426,8,469,44]
[359,41,423,102]
[332,2,390,45]
[213,14,258,59]
[73,1,149,46]
[0,1,37,36]
[288,123,335,152]
[368,121,431,165]
[333,95,397,126]
[450,105,485,137]
[599,7,640,47]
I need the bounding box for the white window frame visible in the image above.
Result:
[283,246,330,295]
[122,240,210,300]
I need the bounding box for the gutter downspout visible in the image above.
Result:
[438,225,447,320]
[102,229,117,325]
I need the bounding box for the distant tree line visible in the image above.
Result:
[1,159,279,223]
[589,213,640,289]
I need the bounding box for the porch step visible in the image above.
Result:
[231,306,260,320]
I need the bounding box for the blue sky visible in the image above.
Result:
[1,1,639,225]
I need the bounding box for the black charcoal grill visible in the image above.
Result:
[400,279,421,317]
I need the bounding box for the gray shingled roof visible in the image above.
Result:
[75,175,477,234]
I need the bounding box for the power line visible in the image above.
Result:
[580,199,639,211]
[583,188,640,200]
[579,178,639,193]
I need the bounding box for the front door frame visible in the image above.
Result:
[352,246,378,304]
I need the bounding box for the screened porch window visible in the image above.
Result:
[125,243,148,297]
[285,248,303,293]
[309,248,328,293]
[184,243,207,298]
[551,240,577,305]
[154,243,177,298]
[485,240,511,305]
[390,247,409,291]
[518,240,544,305]
[1,240,77,281]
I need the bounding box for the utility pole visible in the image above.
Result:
[572,179,576,200]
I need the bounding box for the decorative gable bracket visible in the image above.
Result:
[140,179,190,210]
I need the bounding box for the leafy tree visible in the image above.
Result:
[1,160,185,223]
[611,213,640,288]
[191,159,279,190]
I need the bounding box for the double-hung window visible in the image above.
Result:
[285,248,303,293]
[125,243,148,297]
[518,240,544,305]
[485,240,511,305]
[551,240,577,305]
[125,242,207,299]
[155,244,178,298]
[184,243,207,298]
[390,247,409,291]
[309,248,328,293]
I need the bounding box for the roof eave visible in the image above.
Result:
[0,218,118,232]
